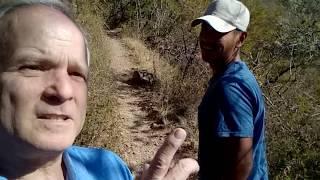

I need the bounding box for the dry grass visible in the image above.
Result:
[122,37,179,110]
[122,37,181,94]
[72,0,124,154]
[122,37,163,71]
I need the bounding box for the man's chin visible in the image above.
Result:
[204,58,218,65]
[22,134,75,154]
[36,141,73,152]
[208,62,218,70]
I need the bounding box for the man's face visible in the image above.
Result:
[199,23,239,69]
[0,5,88,152]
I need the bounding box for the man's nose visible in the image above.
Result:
[42,70,74,105]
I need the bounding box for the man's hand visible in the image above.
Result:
[141,128,199,180]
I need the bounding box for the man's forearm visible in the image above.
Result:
[229,156,253,180]
[221,137,253,180]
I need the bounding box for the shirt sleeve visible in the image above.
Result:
[215,82,254,138]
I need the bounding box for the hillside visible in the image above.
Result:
[73,0,320,179]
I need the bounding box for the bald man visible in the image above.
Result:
[0,1,198,179]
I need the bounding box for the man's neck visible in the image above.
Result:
[211,54,241,76]
[0,131,66,180]
[0,151,65,180]
[225,53,241,66]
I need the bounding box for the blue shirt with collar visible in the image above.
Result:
[198,60,268,180]
[0,146,133,180]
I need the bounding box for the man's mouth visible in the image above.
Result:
[38,114,70,120]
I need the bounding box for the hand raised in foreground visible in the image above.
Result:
[141,128,199,180]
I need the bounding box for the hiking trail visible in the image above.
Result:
[107,36,171,175]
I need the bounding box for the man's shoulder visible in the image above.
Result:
[64,146,133,180]
[221,61,254,81]
[65,145,120,159]
[218,61,260,90]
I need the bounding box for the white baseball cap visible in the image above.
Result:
[191,0,250,32]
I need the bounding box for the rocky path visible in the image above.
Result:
[107,36,170,176]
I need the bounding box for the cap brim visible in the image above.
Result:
[191,15,236,33]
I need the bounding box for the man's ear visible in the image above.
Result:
[235,32,247,48]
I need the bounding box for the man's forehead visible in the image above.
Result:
[0,4,88,67]
[4,4,75,29]
[2,4,85,49]
[201,23,225,35]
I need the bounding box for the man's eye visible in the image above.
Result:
[19,65,43,71]
[69,72,87,81]
[201,45,214,51]
[200,43,220,51]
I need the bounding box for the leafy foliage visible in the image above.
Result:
[242,0,320,178]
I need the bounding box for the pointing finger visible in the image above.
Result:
[140,163,150,180]
[144,128,186,179]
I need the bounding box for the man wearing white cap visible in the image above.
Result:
[0,0,199,179]
[192,0,268,179]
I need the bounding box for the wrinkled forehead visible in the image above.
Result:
[4,5,80,41]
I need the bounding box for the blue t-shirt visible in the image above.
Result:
[198,61,268,180]
[0,146,133,180]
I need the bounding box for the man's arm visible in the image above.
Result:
[220,137,253,180]
[215,83,254,179]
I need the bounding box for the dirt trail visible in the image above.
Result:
[107,36,170,175]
